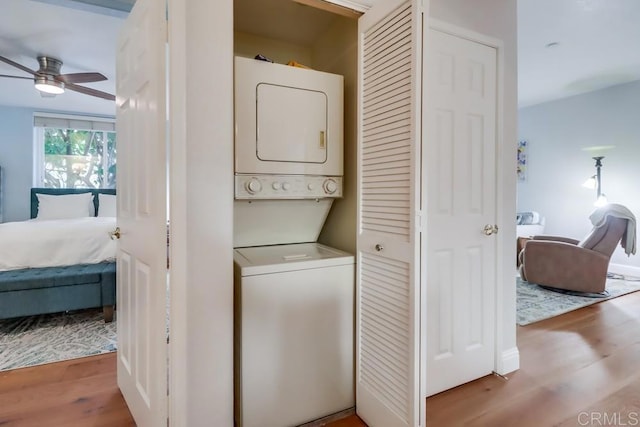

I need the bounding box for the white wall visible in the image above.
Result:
[234,31,313,65]
[430,0,519,374]
[313,17,358,255]
[0,106,34,222]
[168,0,234,425]
[518,79,640,272]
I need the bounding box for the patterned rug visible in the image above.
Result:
[0,309,116,371]
[517,276,640,326]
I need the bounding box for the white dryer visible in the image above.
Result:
[234,243,355,427]
[234,57,344,248]
[234,56,344,177]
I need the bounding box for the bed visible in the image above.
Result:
[0,188,117,322]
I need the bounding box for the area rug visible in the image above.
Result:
[517,276,640,326]
[0,309,116,371]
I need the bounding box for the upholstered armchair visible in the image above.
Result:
[519,204,636,294]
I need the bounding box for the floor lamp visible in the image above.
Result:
[583,156,608,207]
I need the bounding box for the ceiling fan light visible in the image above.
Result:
[34,76,64,95]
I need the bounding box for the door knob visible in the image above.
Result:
[483,224,499,236]
[109,227,121,240]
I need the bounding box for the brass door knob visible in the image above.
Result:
[109,227,121,240]
[483,224,499,236]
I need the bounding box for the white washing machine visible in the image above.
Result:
[234,243,355,427]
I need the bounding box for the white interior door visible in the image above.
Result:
[357,1,425,426]
[424,26,498,396]
[115,0,168,425]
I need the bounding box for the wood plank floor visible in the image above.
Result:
[1,291,639,426]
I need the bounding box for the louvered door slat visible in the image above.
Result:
[364,68,412,97]
[364,48,412,80]
[363,145,411,161]
[363,89,411,113]
[364,6,412,53]
[363,62,412,95]
[363,112,411,134]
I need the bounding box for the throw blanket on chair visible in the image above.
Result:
[589,203,637,255]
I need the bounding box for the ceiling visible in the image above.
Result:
[234,0,341,46]
[0,0,128,117]
[1,0,639,116]
[518,0,640,107]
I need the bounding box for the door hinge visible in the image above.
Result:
[416,210,424,231]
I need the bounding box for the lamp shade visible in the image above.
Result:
[34,75,64,95]
[582,175,596,189]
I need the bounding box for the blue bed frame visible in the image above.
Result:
[0,188,117,322]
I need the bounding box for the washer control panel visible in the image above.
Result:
[235,174,343,199]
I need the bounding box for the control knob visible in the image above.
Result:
[323,178,338,195]
[282,182,291,191]
[245,178,262,194]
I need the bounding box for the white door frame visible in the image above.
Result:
[166,0,235,426]
[424,18,509,375]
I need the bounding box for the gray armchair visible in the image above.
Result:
[519,204,636,294]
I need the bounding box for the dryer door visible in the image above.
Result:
[235,57,344,176]
[257,83,327,164]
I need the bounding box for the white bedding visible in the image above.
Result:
[0,217,117,271]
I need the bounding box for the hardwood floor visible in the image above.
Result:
[0,353,134,426]
[424,290,640,427]
[1,291,639,426]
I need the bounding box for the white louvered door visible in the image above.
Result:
[357,1,425,426]
[116,0,168,425]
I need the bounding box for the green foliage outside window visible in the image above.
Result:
[43,128,116,189]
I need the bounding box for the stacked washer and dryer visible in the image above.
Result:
[233,57,355,427]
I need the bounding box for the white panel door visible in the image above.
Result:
[357,1,424,426]
[424,27,498,396]
[116,0,167,425]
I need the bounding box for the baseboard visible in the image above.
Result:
[297,407,355,427]
[497,347,520,375]
[608,263,640,278]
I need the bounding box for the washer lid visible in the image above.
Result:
[234,242,354,276]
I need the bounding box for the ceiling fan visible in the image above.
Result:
[0,55,115,101]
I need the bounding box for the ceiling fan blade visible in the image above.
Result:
[57,72,107,84]
[0,55,37,76]
[0,74,33,80]
[65,81,115,101]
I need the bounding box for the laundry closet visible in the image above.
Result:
[232,2,359,426]
[230,1,516,426]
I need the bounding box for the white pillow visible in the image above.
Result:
[36,192,94,220]
[98,194,117,217]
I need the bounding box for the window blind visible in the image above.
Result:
[34,115,115,132]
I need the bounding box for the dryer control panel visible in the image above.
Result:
[235,174,342,199]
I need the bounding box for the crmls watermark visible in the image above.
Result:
[578,412,640,426]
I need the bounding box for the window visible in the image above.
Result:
[33,114,116,189]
